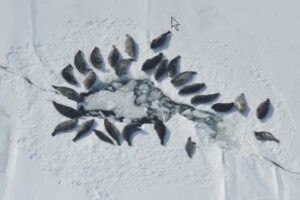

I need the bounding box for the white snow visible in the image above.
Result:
[1,0,300,200]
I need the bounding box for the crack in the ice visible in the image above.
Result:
[0,65,57,94]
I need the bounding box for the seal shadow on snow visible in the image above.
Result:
[128,129,148,146]
[241,99,251,117]
[163,126,171,146]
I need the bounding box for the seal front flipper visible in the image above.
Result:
[72,119,94,142]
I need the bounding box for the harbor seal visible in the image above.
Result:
[211,102,235,112]
[52,101,82,119]
[167,55,180,77]
[73,119,95,142]
[256,98,270,120]
[190,93,220,105]
[52,85,82,102]
[154,59,168,80]
[51,119,78,136]
[154,120,166,145]
[83,70,97,90]
[74,50,89,74]
[90,47,103,69]
[235,93,247,114]
[125,34,137,58]
[185,137,196,158]
[178,83,206,95]
[94,129,115,145]
[104,119,122,146]
[254,131,279,143]
[150,31,171,49]
[108,45,121,68]
[171,71,197,87]
[61,64,78,85]
[142,53,163,71]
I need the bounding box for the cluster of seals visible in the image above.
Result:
[51,30,276,160]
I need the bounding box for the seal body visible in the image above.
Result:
[74,50,89,74]
[254,131,279,143]
[115,58,135,77]
[125,34,137,58]
[73,119,95,142]
[256,98,270,120]
[235,93,247,114]
[104,119,122,145]
[83,70,97,90]
[190,93,220,105]
[150,31,171,49]
[122,122,141,146]
[94,129,115,145]
[185,137,196,158]
[154,120,166,145]
[171,71,197,87]
[61,64,78,85]
[211,102,235,112]
[90,47,103,69]
[167,55,180,77]
[142,53,163,71]
[178,83,206,95]
[108,45,120,68]
[52,85,82,102]
[154,59,168,80]
[52,101,82,119]
[51,119,78,136]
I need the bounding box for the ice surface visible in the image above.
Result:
[82,78,221,135]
